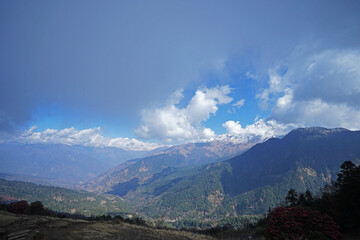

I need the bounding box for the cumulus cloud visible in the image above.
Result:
[136,85,297,144]
[186,86,232,124]
[136,86,232,143]
[258,48,360,130]
[220,119,296,143]
[15,126,163,151]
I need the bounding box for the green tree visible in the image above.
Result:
[297,193,306,206]
[334,161,360,231]
[27,201,45,215]
[305,190,313,202]
[336,161,357,189]
[285,189,298,206]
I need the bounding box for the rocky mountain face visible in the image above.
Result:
[81,141,256,194]
[116,127,360,223]
[0,143,156,187]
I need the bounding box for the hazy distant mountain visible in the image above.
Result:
[119,127,360,223]
[0,142,158,187]
[81,141,256,194]
[0,178,131,217]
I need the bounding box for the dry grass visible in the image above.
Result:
[0,211,215,240]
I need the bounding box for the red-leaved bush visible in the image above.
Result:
[7,200,29,214]
[268,206,342,239]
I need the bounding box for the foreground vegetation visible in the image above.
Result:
[255,160,360,239]
[0,199,263,239]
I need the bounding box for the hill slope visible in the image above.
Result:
[0,211,214,240]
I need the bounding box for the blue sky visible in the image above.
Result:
[1,0,360,149]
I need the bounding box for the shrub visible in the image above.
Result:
[8,200,29,214]
[267,206,342,240]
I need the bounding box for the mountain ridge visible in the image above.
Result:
[81,141,256,194]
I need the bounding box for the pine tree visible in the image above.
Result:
[285,189,298,206]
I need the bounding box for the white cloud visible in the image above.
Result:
[221,119,296,143]
[258,48,360,130]
[186,86,232,124]
[136,86,298,144]
[15,126,163,151]
[136,86,232,142]
[256,68,286,109]
[167,88,184,105]
[246,72,256,79]
[274,88,294,113]
[272,99,360,130]
[232,99,245,109]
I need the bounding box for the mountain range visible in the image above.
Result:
[0,142,158,187]
[2,127,360,228]
[84,127,360,226]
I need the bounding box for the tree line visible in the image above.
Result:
[264,160,360,239]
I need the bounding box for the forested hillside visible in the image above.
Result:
[0,179,131,217]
